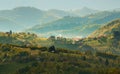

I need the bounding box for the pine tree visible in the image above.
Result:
[105,59,109,66]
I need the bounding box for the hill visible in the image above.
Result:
[81,19,120,54]
[0,42,120,74]
[0,23,120,74]
[27,11,120,37]
[0,17,24,31]
[0,7,99,32]
[0,7,68,31]
[89,19,120,37]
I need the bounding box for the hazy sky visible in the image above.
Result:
[0,0,120,10]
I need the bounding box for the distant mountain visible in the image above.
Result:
[26,16,88,37]
[0,7,43,31]
[0,7,70,31]
[1,6,120,35]
[27,11,120,37]
[89,19,120,37]
[0,6,101,32]
[113,8,120,12]
[71,7,99,17]
[47,9,71,17]
[0,17,23,31]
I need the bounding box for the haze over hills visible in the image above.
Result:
[0,8,120,74]
[0,7,99,31]
[0,6,120,37]
[70,7,99,16]
[27,11,120,37]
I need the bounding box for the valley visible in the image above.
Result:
[0,5,120,74]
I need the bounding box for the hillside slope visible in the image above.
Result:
[89,19,120,37]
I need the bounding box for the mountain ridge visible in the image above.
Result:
[0,6,100,31]
[27,11,120,37]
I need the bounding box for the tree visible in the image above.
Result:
[18,51,30,57]
[113,31,120,39]
[85,50,92,55]
[82,56,86,61]
[48,36,56,41]
[49,45,56,53]
[105,59,109,66]
[9,30,12,35]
